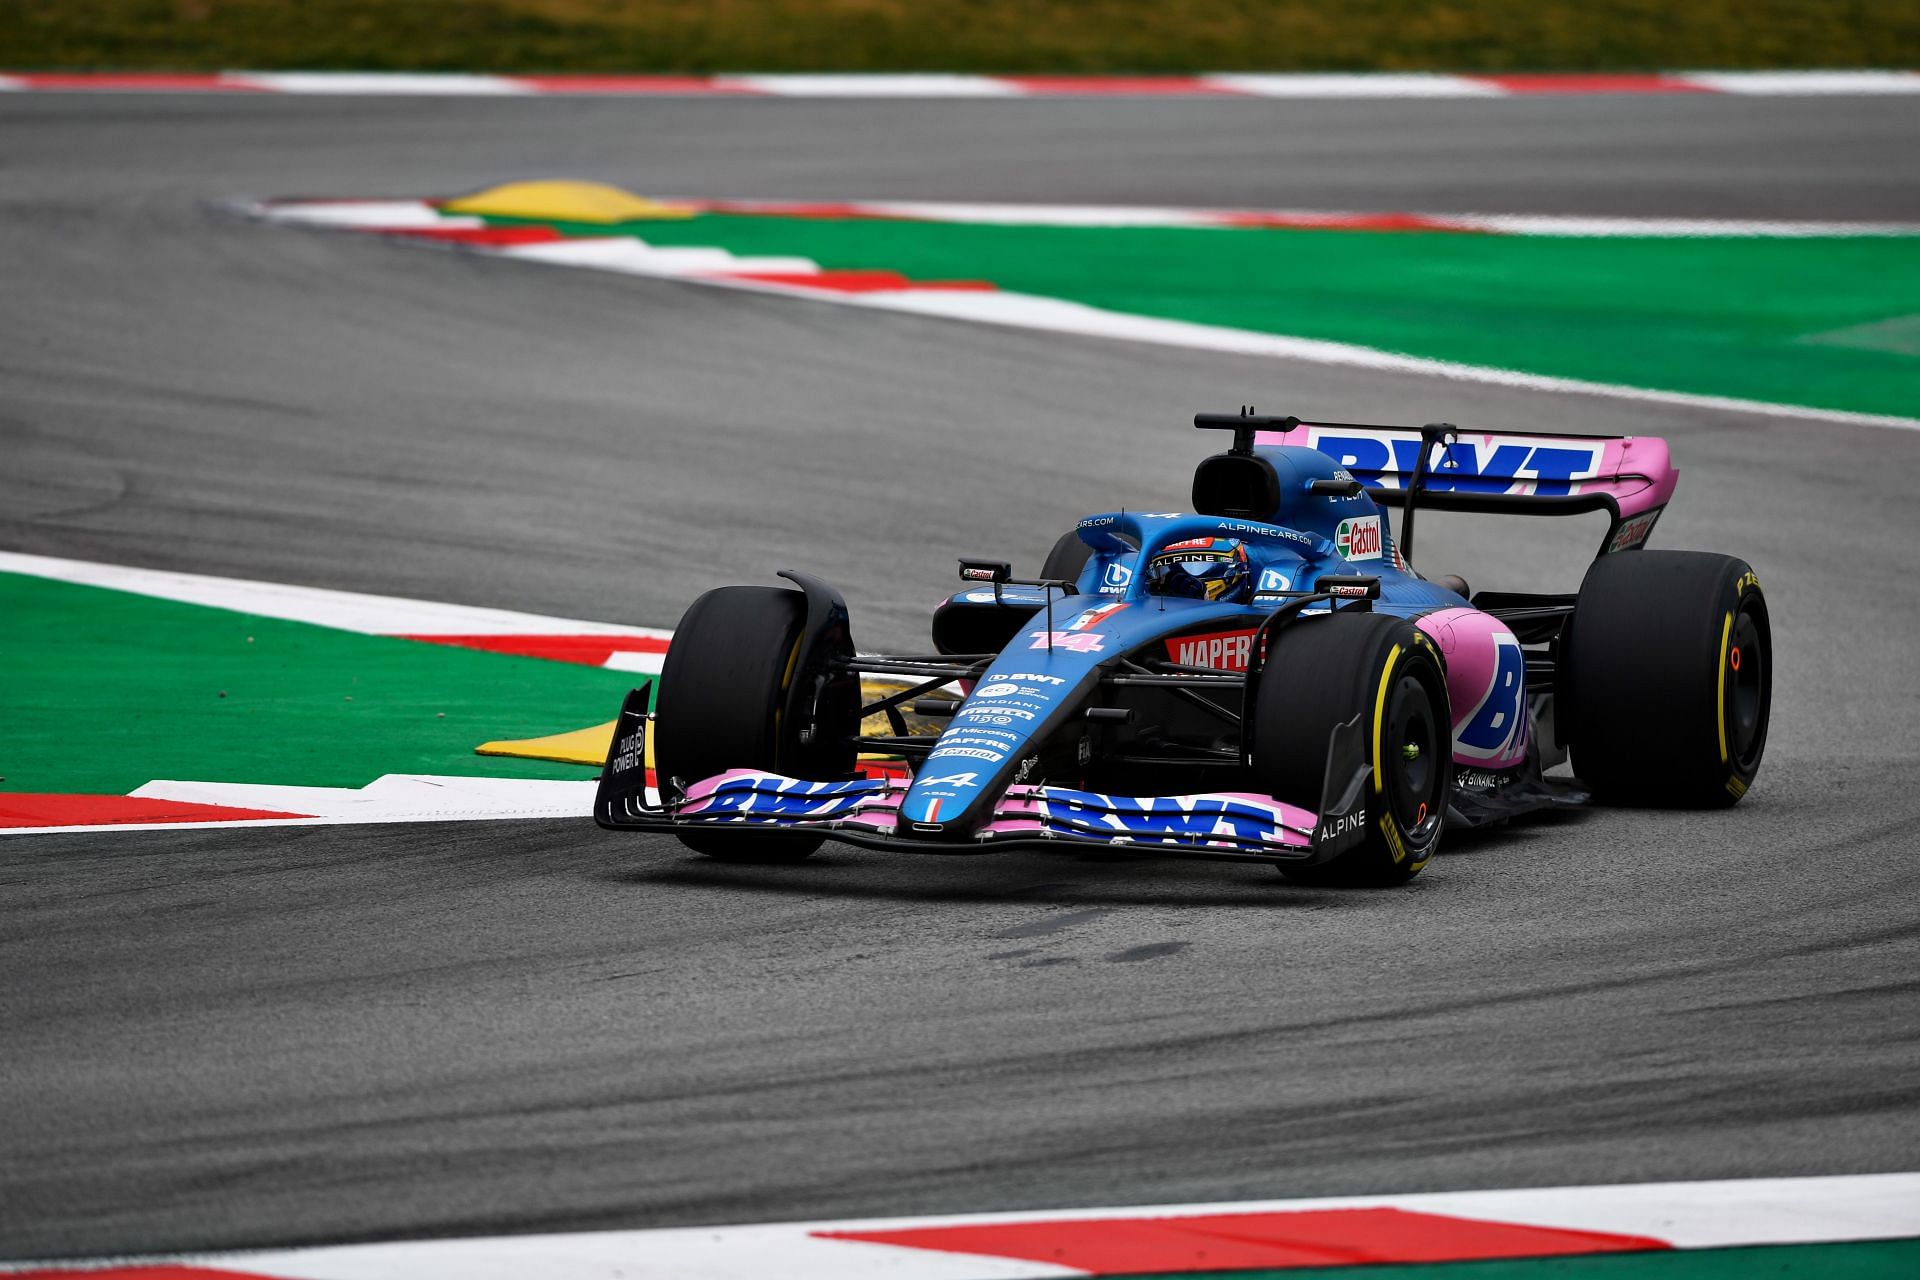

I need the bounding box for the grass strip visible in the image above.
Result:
[4,1,1915,74]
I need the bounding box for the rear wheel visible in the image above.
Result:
[1561,551,1770,807]
[1251,612,1451,886]
[653,585,855,861]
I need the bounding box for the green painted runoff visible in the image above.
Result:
[0,573,637,795]
[493,212,1920,420]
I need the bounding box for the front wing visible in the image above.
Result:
[594,690,1370,868]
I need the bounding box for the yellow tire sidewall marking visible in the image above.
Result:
[1716,609,1734,765]
[773,632,804,747]
[1372,643,1402,795]
[1381,810,1409,864]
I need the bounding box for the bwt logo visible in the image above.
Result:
[1311,431,1604,497]
[691,786,870,819]
[1046,794,1286,843]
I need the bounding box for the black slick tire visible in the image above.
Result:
[653,585,851,862]
[1561,551,1770,807]
[1252,612,1451,886]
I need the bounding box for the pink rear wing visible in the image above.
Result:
[1256,420,1679,554]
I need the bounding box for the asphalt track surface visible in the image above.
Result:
[3,96,1919,1260]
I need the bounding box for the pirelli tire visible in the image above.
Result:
[653,585,856,862]
[1561,550,1770,808]
[1252,612,1451,886]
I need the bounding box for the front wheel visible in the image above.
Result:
[1561,551,1771,807]
[1251,612,1452,886]
[653,585,856,862]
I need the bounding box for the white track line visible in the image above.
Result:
[135,775,602,824]
[260,201,483,229]
[0,776,608,836]
[0,550,670,642]
[1205,72,1504,97]
[225,72,535,95]
[257,195,1920,237]
[668,275,1920,433]
[1683,70,1920,95]
[503,238,820,278]
[247,196,1920,432]
[7,1173,1916,1279]
[1449,213,1920,236]
[0,551,671,835]
[699,198,1920,236]
[720,73,1024,97]
[6,70,1920,96]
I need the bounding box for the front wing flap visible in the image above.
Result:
[597,698,1372,868]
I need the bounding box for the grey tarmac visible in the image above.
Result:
[1,94,1917,1261]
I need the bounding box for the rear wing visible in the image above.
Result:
[1252,418,1678,556]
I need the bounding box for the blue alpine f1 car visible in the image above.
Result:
[596,412,1771,884]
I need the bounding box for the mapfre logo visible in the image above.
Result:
[1167,628,1257,672]
[1335,515,1383,561]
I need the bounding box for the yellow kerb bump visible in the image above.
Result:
[477,721,619,766]
[441,181,697,224]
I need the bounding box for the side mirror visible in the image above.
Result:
[1309,478,1365,498]
[958,559,1012,584]
[1314,574,1382,600]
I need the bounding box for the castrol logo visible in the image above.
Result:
[1335,515,1383,561]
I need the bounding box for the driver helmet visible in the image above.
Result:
[1143,537,1252,603]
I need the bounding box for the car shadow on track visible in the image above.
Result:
[599,847,1383,910]
[593,808,1587,907]
[1436,807,1589,857]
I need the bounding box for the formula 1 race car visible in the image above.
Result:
[596,412,1771,884]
